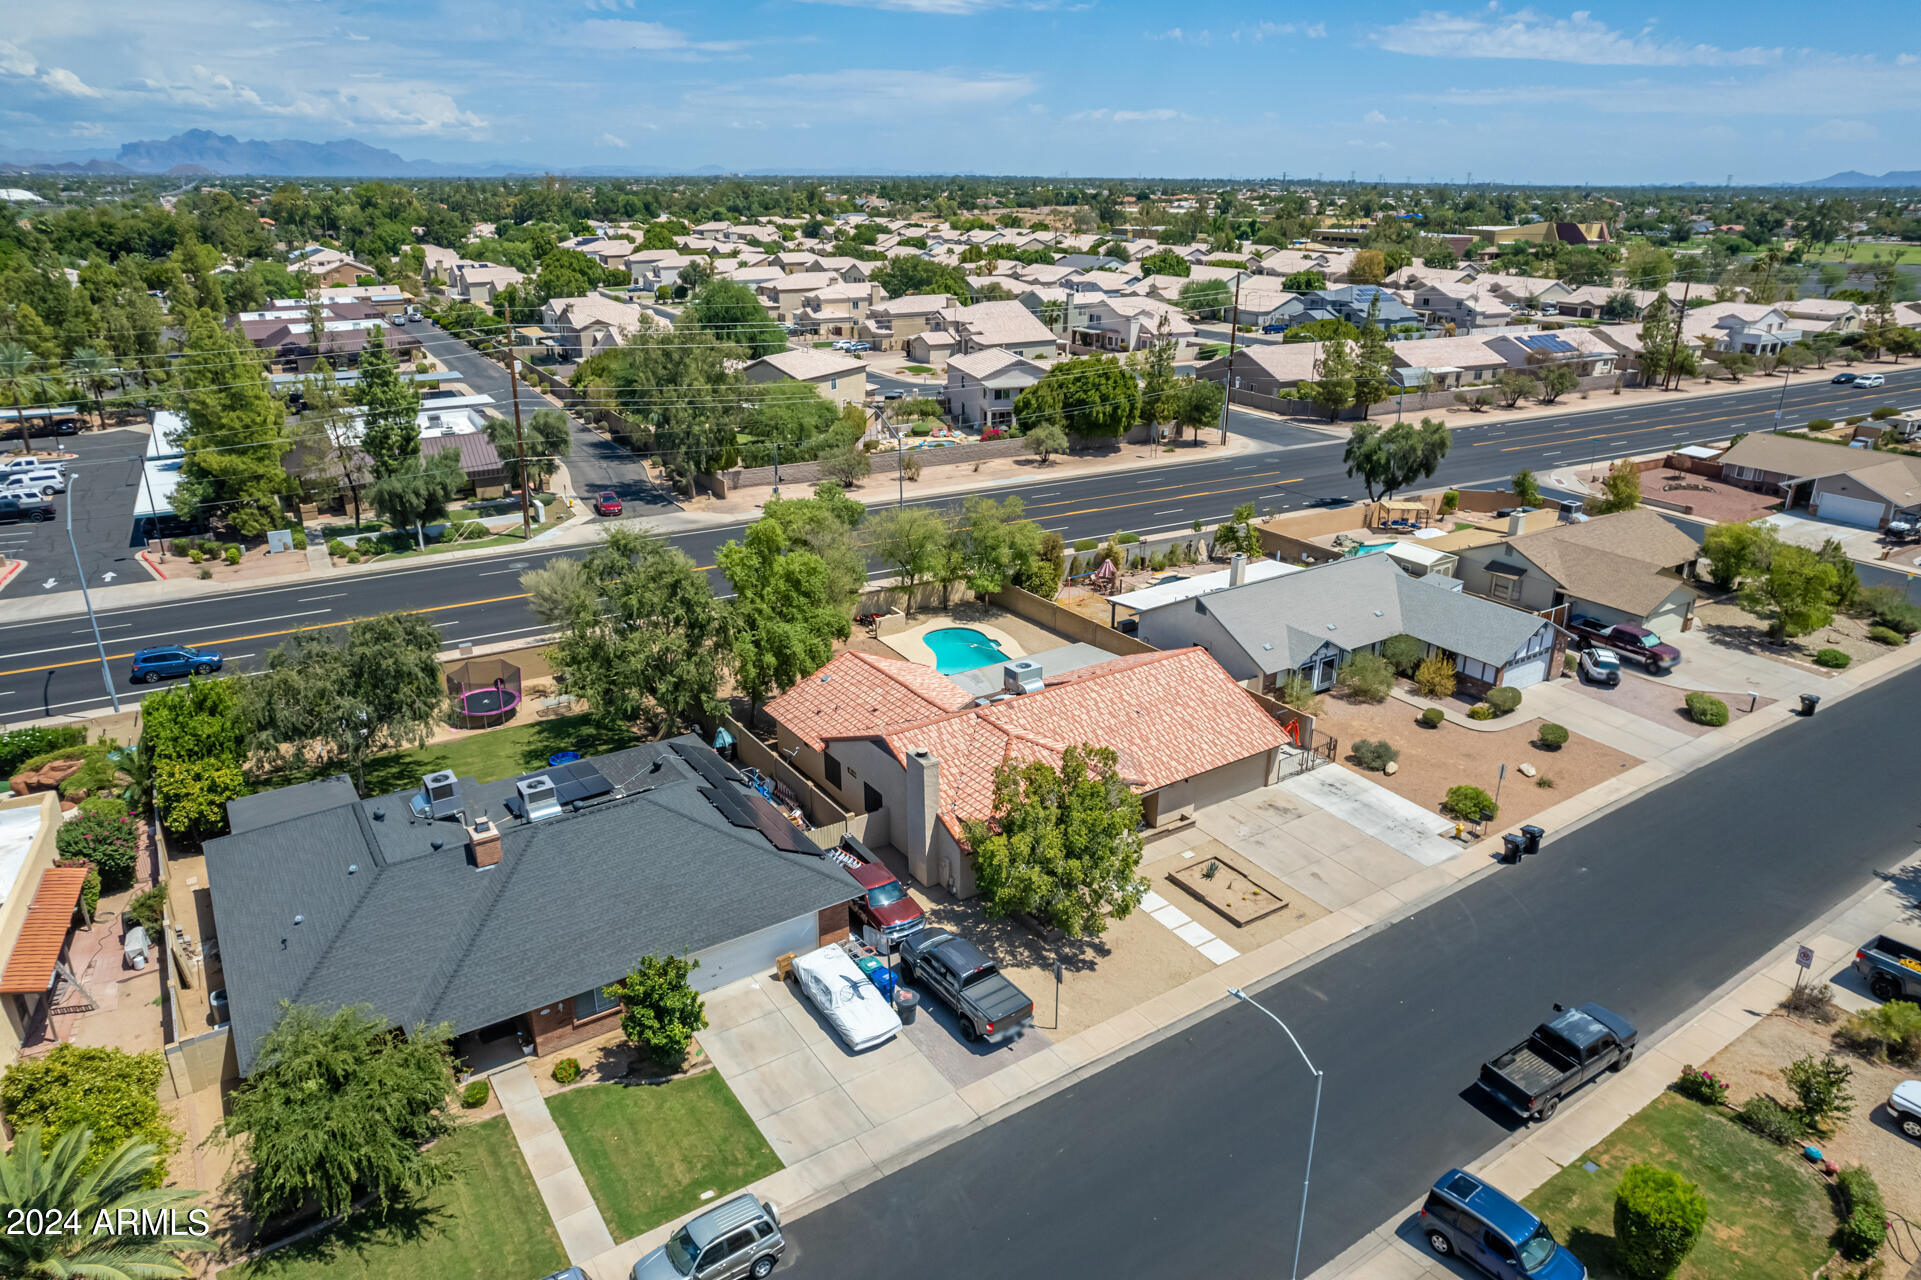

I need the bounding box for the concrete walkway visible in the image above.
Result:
[492,1062,617,1265]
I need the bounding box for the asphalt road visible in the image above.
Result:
[3,367,1919,723]
[3,427,174,594]
[773,662,1921,1280]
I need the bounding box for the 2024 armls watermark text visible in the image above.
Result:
[6,1208,212,1237]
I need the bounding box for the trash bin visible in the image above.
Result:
[1520,824,1545,857]
[895,987,919,1025]
[1501,833,1526,864]
[1800,693,1821,717]
[868,964,896,1003]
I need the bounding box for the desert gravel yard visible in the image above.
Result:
[1694,597,1893,671]
[1311,692,1640,829]
[1567,670,1775,738]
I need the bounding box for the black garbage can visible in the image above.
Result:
[895,987,919,1025]
[1520,824,1545,857]
[1502,833,1526,864]
[1800,693,1821,717]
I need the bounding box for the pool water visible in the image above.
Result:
[922,627,1010,675]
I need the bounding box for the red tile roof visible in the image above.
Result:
[763,650,976,752]
[0,866,89,995]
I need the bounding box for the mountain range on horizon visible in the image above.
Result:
[1,130,1918,187]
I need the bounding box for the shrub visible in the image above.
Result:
[169,537,190,557]
[1808,417,1835,431]
[290,529,308,550]
[1336,652,1395,702]
[1858,584,1921,635]
[79,866,100,917]
[1685,692,1729,726]
[1381,633,1424,676]
[1838,1000,1921,1065]
[1871,405,1898,420]
[1782,1052,1854,1133]
[604,954,708,1068]
[1738,1094,1805,1145]
[188,549,203,564]
[346,551,362,564]
[1115,532,1141,544]
[1673,1064,1729,1106]
[125,882,167,936]
[1484,685,1522,715]
[1440,489,1460,513]
[1537,722,1570,749]
[1613,1163,1709,1280]
[552,1058,582,1085]
[1814,648,1851,668]
[0,1045,178,1185]
[1835,1166,1888,1261]
[327,538,349,558]
[1535,774,1555,789]
[1072,537,1097,552]
[1444,784,1496,822]
[1868,625,1905,645]
[1779,982,1840,1024]
[1563,651,1578,674]
[1413,655,1457,698]
[1468,702,1495,720]
[78,795,129,821]
[1351,739,1398,771]
[0,725,86,777]
[461,1080,490,1109]
[198,567,213,580]
[1278,671,1323,714]
[54,811,139,888]
[1419,707,1444,728]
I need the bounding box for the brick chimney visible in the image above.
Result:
[902,748,940,888]
[467,815,502,869]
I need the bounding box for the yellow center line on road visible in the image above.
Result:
[1048,476,1304,520]
[1015,466,1298,514]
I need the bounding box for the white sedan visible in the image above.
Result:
[792,944,900,1051]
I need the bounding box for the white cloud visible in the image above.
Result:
[0,38,101,98]
[1363,109,1389,124]
[134,64,488,136]
[0,39,36,78]
[574,19,744,56]
[1374,7,1780,66]
[795,0,1041,11]
[1149,27,1210,45]
[687,68,1035,115]
[37,66,99,98]
[1407,57,1921,115]
[598,131,629,148]
[345,31,371,41]
[1069,106,1190,123]
[1232,20,1328,41]
[1898,53,1917,66]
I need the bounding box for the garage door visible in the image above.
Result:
[1502,652,1551,689]
[691,914,822,992]
[1644,592,1692,640]
[1815,492,1884,529]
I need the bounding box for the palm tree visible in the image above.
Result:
[0,1125,212,1279]
[71,346,116,430]
[0,340,38,455]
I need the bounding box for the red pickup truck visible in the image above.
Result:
[838,836,926,946]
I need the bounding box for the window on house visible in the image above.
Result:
[1488,575,1517,603]
[574,985,619,1019]
[824,753,843,788]
[829,377,838,391]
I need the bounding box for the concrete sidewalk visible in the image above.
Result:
[492,1062,617,1265]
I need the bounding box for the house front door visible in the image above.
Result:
[1311,652,1339,691]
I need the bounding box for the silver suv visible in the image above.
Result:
[632,1194,783,1280]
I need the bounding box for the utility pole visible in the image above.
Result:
[66,476,120,713]
[502,302,531,539]
[878,405,903,508]
[1661,269,1694,393]
[1218,271,1243,446]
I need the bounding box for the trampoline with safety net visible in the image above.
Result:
[448,657,522,729]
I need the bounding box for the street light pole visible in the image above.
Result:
[65,475,120,713]
[1771,361,1793,431]
[1229,986,1323,1280]
[1219,272,1244,446]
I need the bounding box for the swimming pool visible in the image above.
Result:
[922,627,1011,675]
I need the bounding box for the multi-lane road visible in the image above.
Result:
[1,366,1917,724]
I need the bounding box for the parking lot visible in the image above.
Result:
[1,427,153,595]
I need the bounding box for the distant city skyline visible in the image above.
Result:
[2,0,1917,185]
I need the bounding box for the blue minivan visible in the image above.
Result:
[1421,1169,1585,1279]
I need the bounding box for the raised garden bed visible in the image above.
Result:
[1169,853,1288,926]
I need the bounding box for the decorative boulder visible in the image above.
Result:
[10,758,84,795]
[1383,761,1399,776]
[1518,762,1537,778]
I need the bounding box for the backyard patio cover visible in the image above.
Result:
[0,866,90,993]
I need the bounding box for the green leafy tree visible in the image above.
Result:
[1348,249,1388,285]
[1495,369,1539,408]
[354,329,421,479]
[1012,354,1140,439]
[864,505,950,613]
[719,517,851,716]
[1138,249,1191,278]
[680,279,786,358]
[1304,338,1356,421]
[1538,363,1579,403]
[367,447,466,549]
[0,340,43,455]
[242,612,447,793]
[170,311,290,536]
[1511,469,1542,508]
[1381,633,1424,676]
[141,676,247,836]
[1281,269,1326,291]
[1587,460,1642,515]
[1176,278,1232,318]
[1351,295,1395,418]
[958,495,1047,595]
[1701,521,1777,590]
[573,326,742,483]
[1781,1053,1854,1134]
[0,1125,211,1280]
[71,346,115,430]
[1138,315,1177,423]
[962,744,1148,940]
[740,379,838,446]
[817,438,871,487]
[524,526,725,734]
[1166,376,1224,441]
[758,485,866,611]
[484,405,573,496]
[1612,1164,1708,1280]
[0,1046,178,1186]
[604,954,707,1068]
[1343,418,1451,499]
[1740,542,1837,639]
[868,256,971,303]
[1024,421,1069,463]
[217,1003,457,1221]
[290,362,366,527]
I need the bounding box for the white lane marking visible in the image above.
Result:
[1541,450,1561,456]
[72,623,133,634]
[1153,508,1184,516]
[477,568,521,577]
[1233,464,1257,471]
[297,592,348,602]
[1029,491,1061,498]
[0,608,334,661]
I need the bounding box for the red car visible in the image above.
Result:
[593,491,622,517]
[840,837,926,946]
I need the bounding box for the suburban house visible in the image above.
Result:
[540,294,652,362]
[1779,298,1863,334]
[420,244,461,283]
[1069,295,1194,353]
[1681,303,1803,356]
[758,271,846,323]
[1388,335,1509,392]
[763,647,1290,898]
[1482,330,1621,380]
[449,262,526,304]
[1547,285,1664,321]
[741,347,867,407]
[204,740,861,1073]
[1716,431,1921,529]
[1128,553,1564,695]
[794,281,885,337]
[1480,275,1568,310]
[629,253,700,293]
[1409,282,1514,332]
[292,248,376,288]
[0,792,74,1068]
[861,293,956,350]
[1276,285,1422,332]
[1452,509,1702,638]
[935,300,1059,361]
[944,349,1048,431]
[1195,342,1327,412]
[1228,285,1301,330]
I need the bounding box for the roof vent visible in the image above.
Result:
[1003,658,1043,695]
[347,864,358,875]
[516,776,562,822]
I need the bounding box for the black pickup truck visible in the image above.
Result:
[1481,1003,1638,1123]
[898,928,1034,1044]
[1855,935,1921,1003]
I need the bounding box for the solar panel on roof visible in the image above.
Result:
[1519,333,1575,353]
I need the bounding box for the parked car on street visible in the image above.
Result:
[631,1194,784,1280]
[1577,646,1621,687]
[1421,1168,1587,1279]
[846,341,871,353]
[0,470,64,498]
[791,943,900,1051]
[593,491,623,517]
[1566,617,1680,673]
[1261,323,1287,333]
[1,456,62,476]
[839,836,926,946]
[1480,1002,1637,1123]
[1854,934,1921,1003]
[1832,372,1858,384]
[0,496,54,524]
[1889,1080,1921,1142]
[1855,374,1887,388]
[129,645,223,684]
[831,339,855,350]
[898,927,1033,1044]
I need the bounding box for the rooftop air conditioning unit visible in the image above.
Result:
[516,776,562,822]
[1003,658,1043,695]
[422,770,464,821]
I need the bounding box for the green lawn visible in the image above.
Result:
[303,712,640,793]
[236,1118,565,1280]
[548,1074,783,1242]
[1804,244,1921,265]
[1525,1093,1834,1280]
[902,364,936,375]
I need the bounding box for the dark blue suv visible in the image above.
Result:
[130,645,222,684]
[1422,1169,1585,1279]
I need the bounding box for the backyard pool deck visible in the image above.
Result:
[877,605,1055,672]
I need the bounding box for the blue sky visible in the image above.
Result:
[2,1,1917,182]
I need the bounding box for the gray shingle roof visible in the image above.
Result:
[1191,554,1552,674]
[205,738,858,1074]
